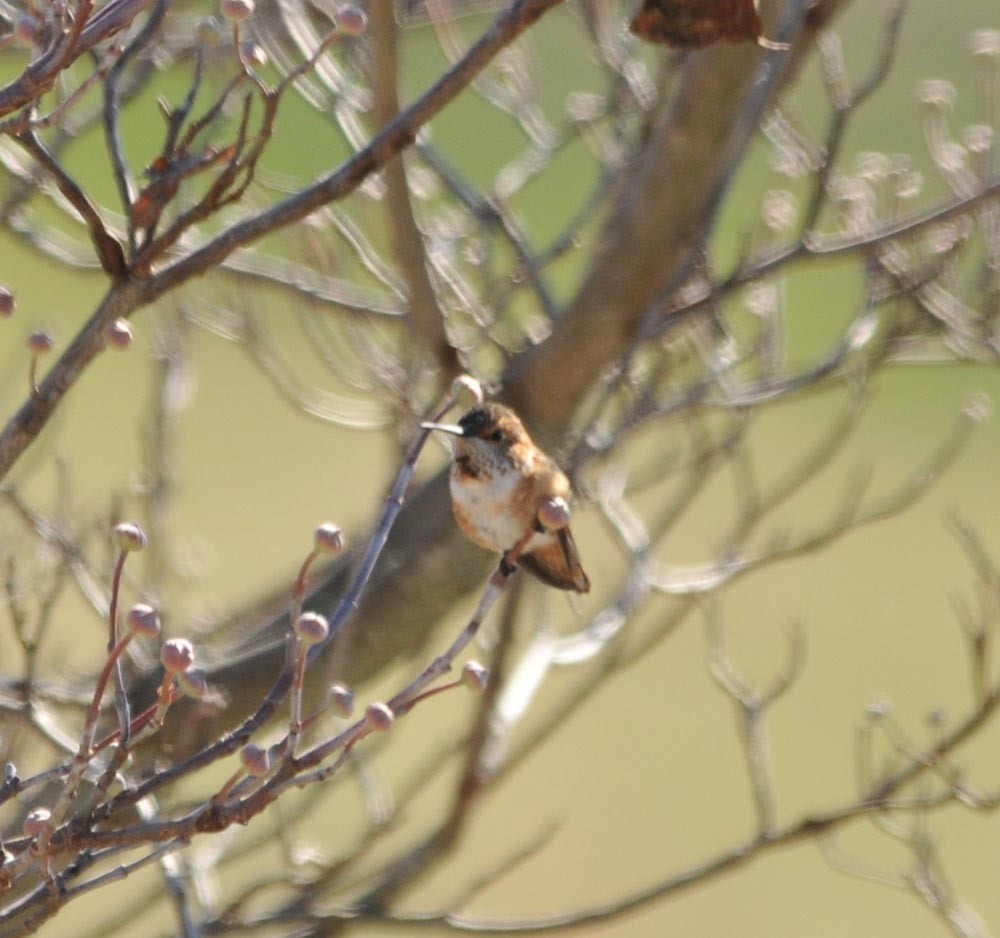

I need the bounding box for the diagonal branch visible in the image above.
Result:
[503,0,840,439]
[12,130,126,276]
[390,690,1000,934]
[0,0,567,485]
[140,0,567,301]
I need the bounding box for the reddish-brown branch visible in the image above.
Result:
[0,0,154,119]
[0,0,565,486]
[12,131,126,276]
[139,0,564,302]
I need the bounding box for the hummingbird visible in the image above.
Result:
[422,403,590,593]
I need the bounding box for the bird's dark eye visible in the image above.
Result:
[490,430,503,442]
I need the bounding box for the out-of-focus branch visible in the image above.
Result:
[374,682,1000,935]
[0,0,567,485]
[102,0,170,256]
[370,0,461,385]
[2,0,998,930]
[505,0,818,437]
[114,0,921,768]
[140,0,567,300]
[12,130,126,276]
[221,0,854,708]
[353,577,524,916]
[0,0,154,119]
[707,610,803,836]
[0,280,146,485]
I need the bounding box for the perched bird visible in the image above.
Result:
[422,403,590,592]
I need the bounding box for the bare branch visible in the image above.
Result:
[370,0,460,385]
[0,0,566,485]
[505,0,816,437]
[12,129,125,275]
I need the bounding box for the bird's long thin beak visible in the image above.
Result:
[421,421,467,437]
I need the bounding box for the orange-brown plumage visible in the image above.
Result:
[426,403,589,592]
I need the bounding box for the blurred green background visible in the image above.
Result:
[2,0,1000,935]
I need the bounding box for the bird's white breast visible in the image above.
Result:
[450,469,546,553]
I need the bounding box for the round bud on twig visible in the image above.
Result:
[536,496,571,532]
[334,4,367,36]
[103,318,133,350]
[22,808,50,837]
[328,682,354,717]
[126,603,161,638]
[294,611,329,646]
[161,638,196,674]
[895,170,923,201]
[27,330,53,354]
[178,667,209,699]
[241,41,267,66]
[461,661,489,693]
[970,30,1000,59]
[450,374,483,409]
[240,743,270,777]
[918,79,957,111]
[220,0,254,23]
[314,523,345,555]
[762,189,797,234]
[0,286,15,317]
[965,124,994,156]
[196,16,222,45]
[846,314,878,352]
[114,521,147,553]
[364,702,394,732]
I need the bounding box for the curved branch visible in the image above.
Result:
[0,0,566,484]
[387,688,1000,934]
[139,0,566,303]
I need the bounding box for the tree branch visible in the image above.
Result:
[0,0,567,485]
[0,0,153,119]
[503,0,824,438]
[370,0,461,385]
